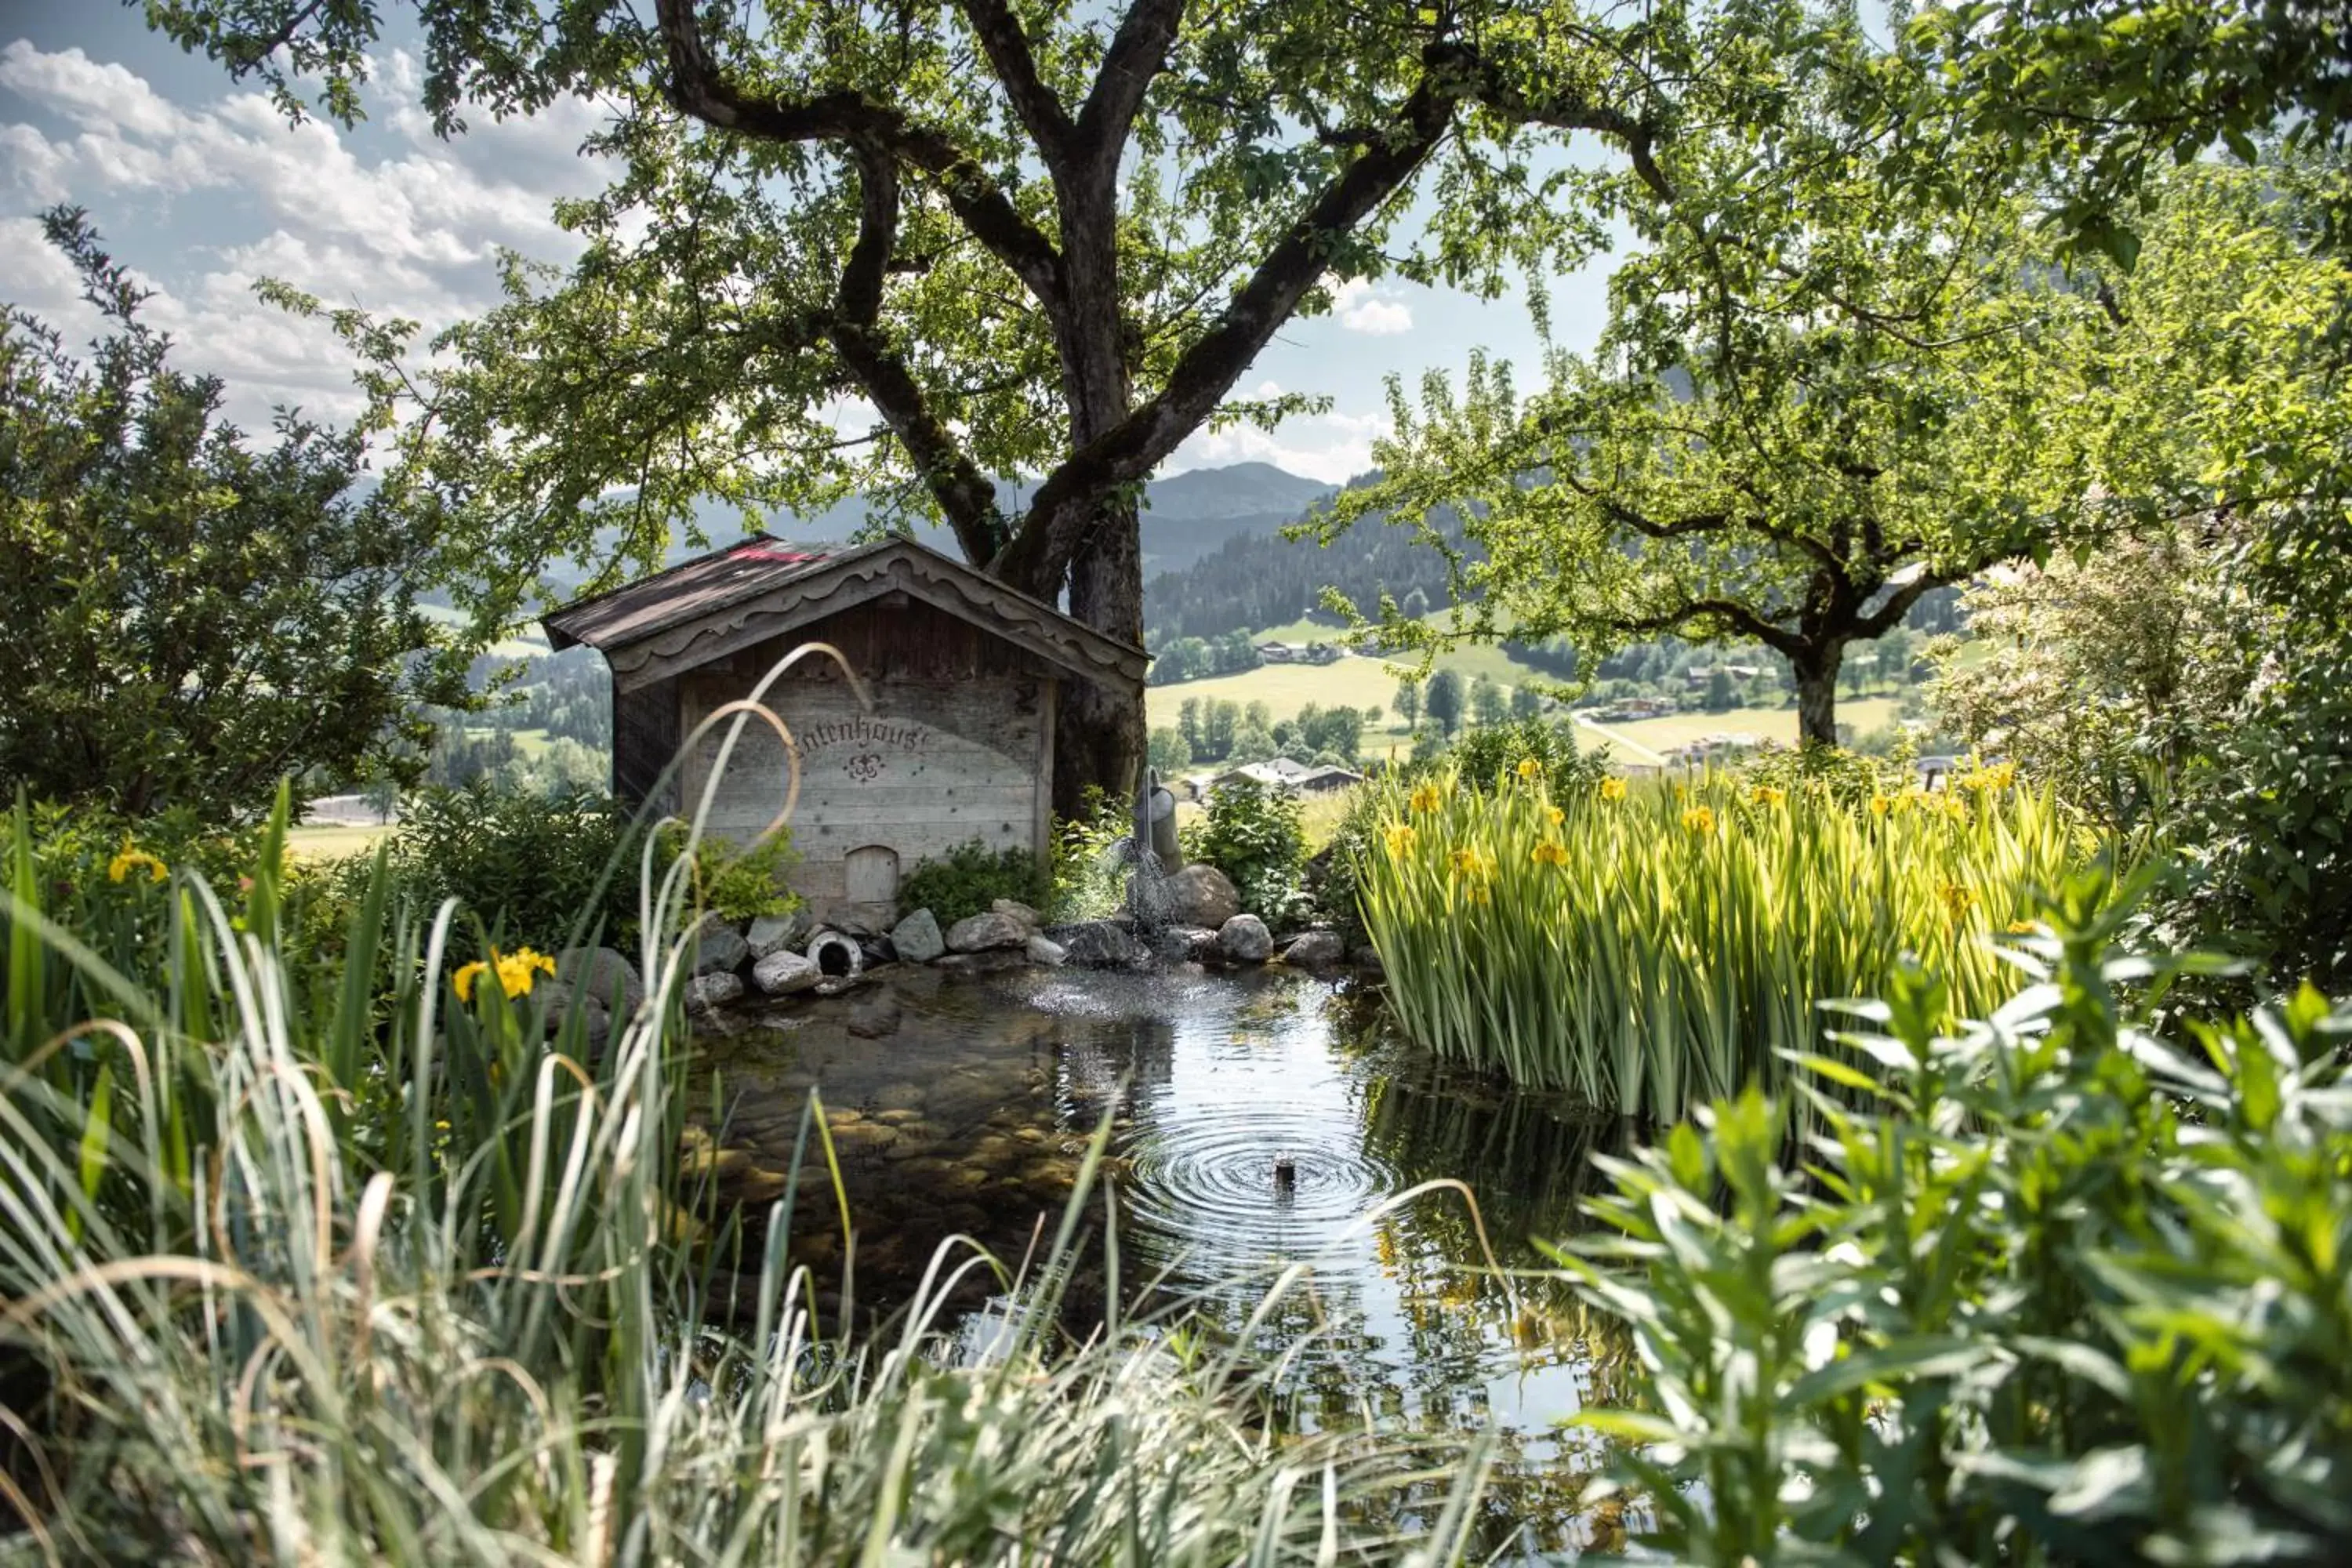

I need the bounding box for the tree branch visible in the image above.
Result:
[993,40,1477,588]
[1613,597,1806,656]
[1073,0,1187,176]
[1468,61,1673,201]
[956,0,1077,165]
[653,0,1065,310]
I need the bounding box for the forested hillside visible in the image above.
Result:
[1145,502,1473,642]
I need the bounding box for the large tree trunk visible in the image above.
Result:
[1790,640,1845,749]
[1056,494,1145,815]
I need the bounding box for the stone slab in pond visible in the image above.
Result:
[684,971,745,1012]
[1282,931,1345,969]
[746,909,811,960]
[1025,933,1068,967]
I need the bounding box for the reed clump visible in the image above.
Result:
[1353,762,2096,1118]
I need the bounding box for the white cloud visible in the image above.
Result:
[0,42,606,426]
[1330,276,1413,336]
[1167,407,1388,484]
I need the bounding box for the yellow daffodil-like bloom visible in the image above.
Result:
[1383,823,1417,857]
[1449,847,1496,880]
[1959,760,2019,793]
[1409,782,1445,815]
[1515,757,1542,781]
[1544,804,1566,826]
[1530,839,1569,867]
[454,946,557,1003]
[1941,794,1971,823]
[1938,882,1977,924]
[1681,806,1717,837]
[1463,882,1491,906]
[1670,781,1687,800]
[1599,777,1628,803]
[1869,793,1893,818]
[107,845,167,884]
[1893,788,1928,816]
[2006,919,2038,934]
[1750,785,1786,808]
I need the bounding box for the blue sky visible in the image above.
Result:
[0,2,1616,485]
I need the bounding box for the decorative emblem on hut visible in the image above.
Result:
[844,752,885,782]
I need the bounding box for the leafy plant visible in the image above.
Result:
[1447,718,1606,796]
[1047,786,1133,922]
[1562,866,2352,1564]
[1182,776,1308,923]
[1354,763,2097,1116]
[898,838,1053,926]
[383,781,640,949]
[654,818,802,923]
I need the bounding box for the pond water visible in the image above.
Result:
[692,963,1642,1552]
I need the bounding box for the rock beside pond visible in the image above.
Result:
[1217,913,1272,964]
[1167,865,1241,928]
[991,898,1043,930]
[691,916,751,976]
[1350,944,1385,975]
[684,971,745,1013]
[1154,924,1219,964]
[890,907,946,963]
[557,946,644,1017]
[1025,933,1068,967]
[1047,919,1144,968]
[1282,931,1345,969]
[938,948,1030,977]
[752,949,822,996]
[746,909,811,960]
[946,910,1029,953]
[534,981,612,1052]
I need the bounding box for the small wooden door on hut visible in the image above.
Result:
[542,537,1149,927]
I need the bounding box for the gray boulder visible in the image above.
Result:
[946,910,1029,953]
[752,949,822,996]
[557,946,644,1017]
[746,909,812,960]
[1167,865,1242,928]
[1349,944,1386,975]
[1025,933,1069,967]
[684,971,745,1014]
[1217,913,1272,964]
[1153,924,1219,964]
[1282,931,1346,969]
[991,897,1044,930]
[691,915,751,976]
[1047,920,1144,968]
[890,907,947,963]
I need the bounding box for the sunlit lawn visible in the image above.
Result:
[286,822,394,860]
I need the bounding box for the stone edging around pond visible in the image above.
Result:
[535,864,1381,1050]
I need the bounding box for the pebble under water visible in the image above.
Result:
[692,963,1644,1552]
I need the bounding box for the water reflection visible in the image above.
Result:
[695,965,1637,1552]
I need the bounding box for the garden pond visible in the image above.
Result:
[691,964,1642,1551]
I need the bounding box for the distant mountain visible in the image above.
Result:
[1143,498,1475,645]
[558,462,1337,587]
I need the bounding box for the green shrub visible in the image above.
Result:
[383,781,638,947]
[1048,785,1132,921]
[899,837,1052,925]
[1182,776,1307,921]
[1563,866,2352,1564]
[653,819,802,922]
[1447,717,1605,793]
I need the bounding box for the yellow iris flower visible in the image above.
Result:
[453,946,557,1003]
[1544,804,1566,826]
[1599,777,1628,803]
[1681,806,1717,837]
[1383,823,1417,857]
[1530,840,1568,867]
[107,844,167,884]
[1409,782,1445,815]
[1750,785,1786,808]
[1515,757,1542,781]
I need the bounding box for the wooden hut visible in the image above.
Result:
[543,536,1149,925]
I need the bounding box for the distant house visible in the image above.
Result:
[1208,757,1363,796]
[1255,641,1299,663]
[1684,663,1766,687]
[543,535,1147,925]
[1298,641,1345,666]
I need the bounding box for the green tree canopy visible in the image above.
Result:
[0,210,465,819]
[1320,17,2144,744]
[148,0,1719,805]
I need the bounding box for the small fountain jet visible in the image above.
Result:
[1272,1153,1298,1200]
